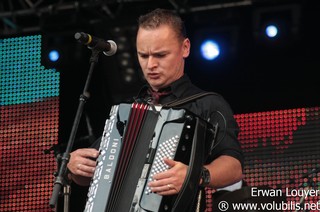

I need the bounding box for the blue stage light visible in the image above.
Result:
[265,24,279,38]
[48,50,60,62]
[200,40,220,61]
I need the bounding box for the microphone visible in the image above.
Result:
[74,32,117,56]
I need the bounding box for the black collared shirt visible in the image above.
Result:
[134,74,244,166]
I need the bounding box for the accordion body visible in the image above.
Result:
[84,103,216,212]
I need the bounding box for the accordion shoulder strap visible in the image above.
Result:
[163,92,218,108]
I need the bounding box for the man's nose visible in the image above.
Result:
[147,56,158,69]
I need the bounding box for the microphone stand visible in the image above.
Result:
[49,47,102,211]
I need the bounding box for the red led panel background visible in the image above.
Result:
[0,100,59,211]
[235,107,320,211]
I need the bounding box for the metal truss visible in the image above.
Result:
[0,0,252,36]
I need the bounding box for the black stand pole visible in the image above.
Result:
[49,49,101,210]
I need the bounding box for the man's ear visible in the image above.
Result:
[182,38,191,58]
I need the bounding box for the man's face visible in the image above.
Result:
[136,25,190,91]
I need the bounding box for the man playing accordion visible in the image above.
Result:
[67,8,243,211]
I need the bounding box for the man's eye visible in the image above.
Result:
[155,54,165,58]
[139,54,148,59]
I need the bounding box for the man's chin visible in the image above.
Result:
[148,81,164,90]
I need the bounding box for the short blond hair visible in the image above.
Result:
[138,8,187,42]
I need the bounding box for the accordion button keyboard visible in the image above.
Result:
[145,135,180,194]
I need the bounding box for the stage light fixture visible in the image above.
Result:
[48,50,60,62]
[200,39,220,61]
[265,24,279,38]
[191,24,238,68]
[112,25,141,84]
[253,4,301,45]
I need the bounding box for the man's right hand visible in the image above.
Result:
[67,148,99,186]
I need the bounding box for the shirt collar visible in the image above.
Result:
[134,74,196,102]
[169,74,192,98]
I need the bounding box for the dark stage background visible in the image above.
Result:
[0,0,320,211]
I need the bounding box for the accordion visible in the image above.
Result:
[84,103,216,212]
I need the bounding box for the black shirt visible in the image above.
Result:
[135,74,244,167]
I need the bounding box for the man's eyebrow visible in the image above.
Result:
[137,50,169,55]
[137,51,147,55]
